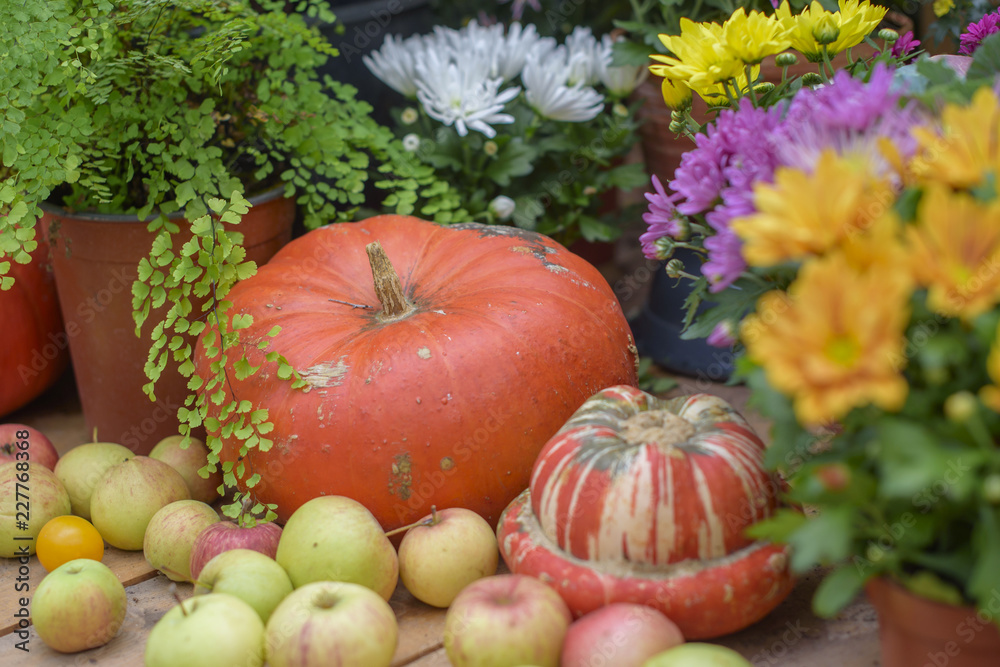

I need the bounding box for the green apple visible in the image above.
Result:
[275,496,398,600]
[144,593,265,667]
[265,581,398,667]
[641,643,753,666]
[193,548,293,622]
[54,442,134,520]
[149,435,223,504]
[31,558,127,653]
[143,499,220,581]
[0,461,70,557]
[444,574,572,667]
[398,507,498,608]
[90,456,190,550]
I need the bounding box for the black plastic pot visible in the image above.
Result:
[315,0,434,125]
[629,250,734,382]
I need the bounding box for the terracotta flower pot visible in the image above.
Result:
[866,576,1000,667]
[41,187,294,453]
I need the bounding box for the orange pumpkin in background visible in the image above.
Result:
[0,241,68,417]
[195,215,639,531]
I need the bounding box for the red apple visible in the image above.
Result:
[561,603,685,667]
[444,574,572,667]
[0,423,58,470]
[189,520,282,580]
[149,435,223,504]
[398,507,498,608]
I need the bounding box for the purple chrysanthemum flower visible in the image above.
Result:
[702,229,745,292]
[640,175,684,259]
[891,31,920,59]
[707,321,737,348]
[500,0,542,21]
[670,136,727,215]
[774,64,926,176]
[960,11,1000,55]
[670,102,783,216]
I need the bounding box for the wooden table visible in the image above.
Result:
[0,374,884,666]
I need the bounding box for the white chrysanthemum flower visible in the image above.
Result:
[362,34,429,98]
[495,23,544,81]
[414,49,520,138]
[564,26,602,86]
[522,52,605,122]
[489,195,516,220]
[596,34,648,97]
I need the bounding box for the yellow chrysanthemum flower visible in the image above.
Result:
[829,0,887,53]
[774,0,886,61]
[909,87,1000,190]
[731,150,895,267]
[934,0,954,17]
[907,184,1000,321]
[723,8,792,65]
[652,19,759,103]
[659,76,692,110]
[741,252,910,426]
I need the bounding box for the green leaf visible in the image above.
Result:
[876,419,953,499]
[785,506,854,572]
[969,33,1000,82]
[812,564,866,618]
[484,139,536,187]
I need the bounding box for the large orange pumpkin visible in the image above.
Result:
[0,241,68,417]
[195,215,639,530]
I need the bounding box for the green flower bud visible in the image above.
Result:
[655,236,676,260]
[878,28,899,42]
[984,475,1000,505]
[944,391,978,423]
[665,259,685,278]
[668,119,686,134]
[812,15,840,45]
[753,82,776,96]
[484,140,499,156]
[612,102,629,117]
[801,72,825,87]
[774,52,798,67]
[670,109,686,122]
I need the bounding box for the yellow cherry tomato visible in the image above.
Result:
[36,515,105,572]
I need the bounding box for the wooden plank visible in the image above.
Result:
[0,547,157,638]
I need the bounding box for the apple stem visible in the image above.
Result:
[169,584,189,616]
[92,427,98,443]
[384,505,439,538]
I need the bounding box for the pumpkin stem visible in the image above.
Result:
[366,241,414,320]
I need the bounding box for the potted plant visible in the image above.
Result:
[0,0,461,454]
[627,0,922,379]
[632,4,1000,662]
[360,19,650,249]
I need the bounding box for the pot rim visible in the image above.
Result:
[39,183,288,223]
[866,575,979,614]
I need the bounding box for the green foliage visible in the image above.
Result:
[1,0,465,520]
[744,307,1000,617]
